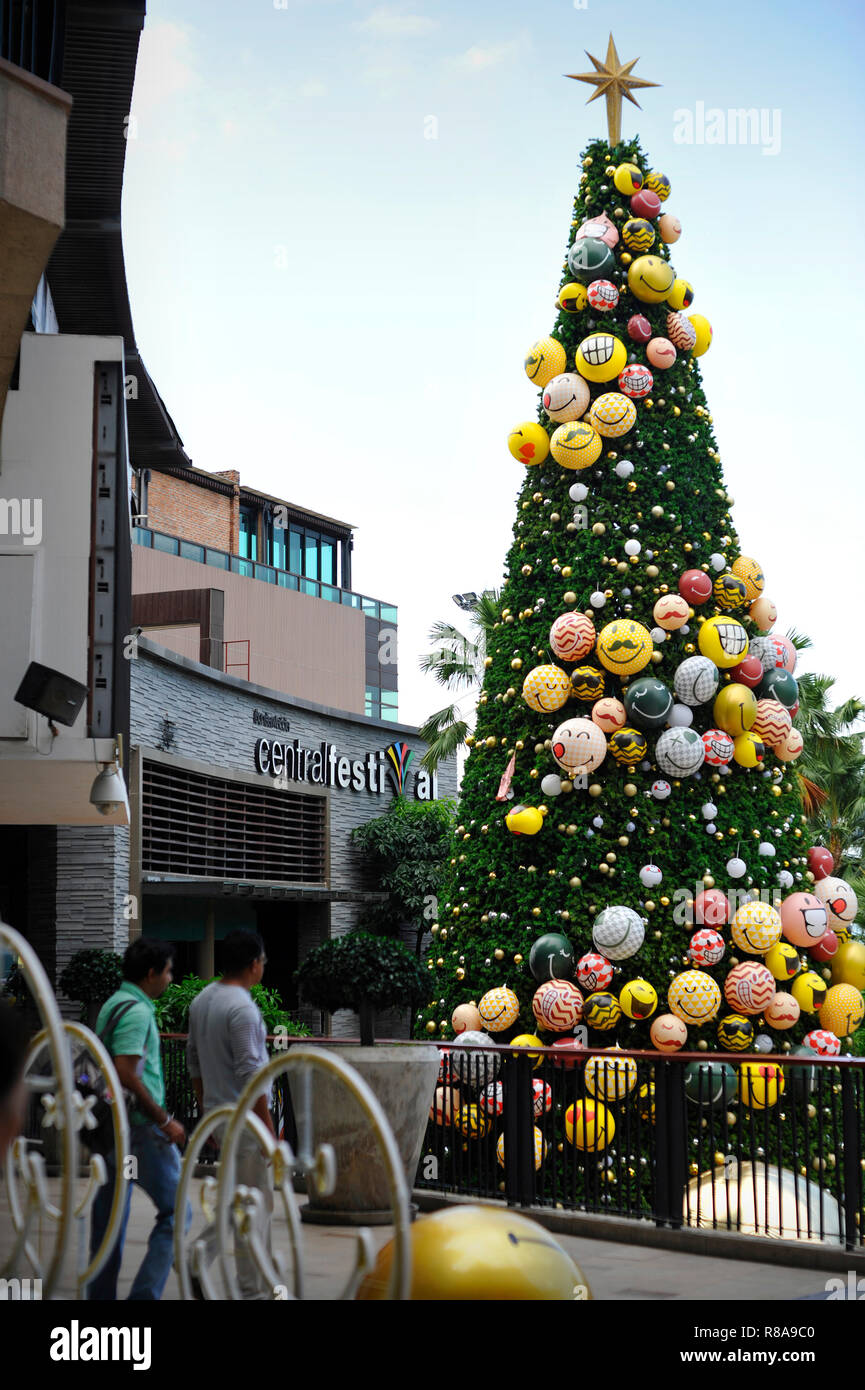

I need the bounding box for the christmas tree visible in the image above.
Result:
[418,40,863,1072]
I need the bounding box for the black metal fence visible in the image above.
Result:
[160,1036,865,1249]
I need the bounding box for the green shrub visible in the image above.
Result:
[295,931,426,1042]
[58,950,123,1024]
[154,973,310,1037]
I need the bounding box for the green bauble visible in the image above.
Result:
[683,1061,737,1108]
[789,1045,818,1103]
[759,668,798,709]
[566,236,617,285]
[623,677,673,730]
[529,932,576,982]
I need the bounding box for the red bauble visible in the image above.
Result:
[730,655,765,688]
[807,846,834,881]
[693,888,731,927]
[810,929,839,963]
[627,314,653,344]
[630,189,662,219]
[678,569,713,604]
[550,1037,585,1069]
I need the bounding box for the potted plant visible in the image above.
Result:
[294,931,440,1224]
[58,949,122,1030]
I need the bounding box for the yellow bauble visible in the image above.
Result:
[613,162,643,195]
[524,336,567,388]
[497,1127,546,1171]
[687,314,713,356]
[739,1062,784,1110]
[628,256,676,304]
[698,615,749,668]
[457,1103,489,1139]
[574,332,628,383]
[619,978,659,1020]
[565,1099,615,1151]
[765,940,801,983]
[666,277,694,311]
[522,664,570,713]
[644,170,671,201]
[505,804,544,836]
[831,941,865,993]
[507,421,550,466]
[732,555,765,601]
[732,732,766,769]
[550,420,603,470]
[820,983,865,1036]
[596,619,653,676]
[357,1205,588,1301]
[713,683,757,735]
[585,1051,638,1101]
[791,970,828,1014]
[510,1033,545,1066]
[731,900,782,955]
[478,986,521,1032]
[558,282,588,313]
[588,392,637,438]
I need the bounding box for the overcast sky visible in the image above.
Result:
[122,0,865,732]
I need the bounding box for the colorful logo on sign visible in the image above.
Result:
[385,742,414,796]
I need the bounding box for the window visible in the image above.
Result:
[304,533,318,581]
[270,524,286,571]
[320,538,335,585]
[381,690,399,722]
[289,529,302,574]
[239,507,258,560]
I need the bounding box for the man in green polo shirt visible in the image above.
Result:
[87,938,188,1301]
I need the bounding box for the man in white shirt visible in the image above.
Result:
[187,930,275,1298]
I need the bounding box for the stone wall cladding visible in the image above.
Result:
[54,824,130,1006]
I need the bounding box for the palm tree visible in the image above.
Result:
[417,589,500,772]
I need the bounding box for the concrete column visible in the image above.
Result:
[197,901,215,979]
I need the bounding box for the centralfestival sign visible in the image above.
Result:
[251,710,439,800]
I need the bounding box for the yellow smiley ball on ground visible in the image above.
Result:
[558,282,588,313]
[597,619,653,676]
[550,420,603,470]
[666,277,694,310]
[589,392,637,438]
[613,162,643,195]
[522,664,571,713]
[524,336,567,388]
[356,1205,589,1301]
[575,332,628,383]
[628,256,676,304]
[566,1099,615,1151]
[687,313,713,356]
[698,616,749,668]
[739,1062,784,1110]
[820,983,865,1036]
[507,422,550,466]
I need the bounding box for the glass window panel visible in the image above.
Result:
[304,532,319,580]
[153,532,179,554]
[321,584,340,604]
[278,570,298,590]
[341,592,360,608]
[132,527,152,547]
[239,507,257,561]
[289,529,302,573]
[301,577,319,598]
[381,691,399,707]
[206,548,230,569]
[320,538,335,585]
[361,597,379,618]
[254,563,276,584]
[270,527,286,570]
[179,540,205,563]
[381,707,399,722]
[379,604,398,624]
[232,557,254,578]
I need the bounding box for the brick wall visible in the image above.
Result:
[146,471,238,552]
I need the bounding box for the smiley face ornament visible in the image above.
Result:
[596,619,653,676]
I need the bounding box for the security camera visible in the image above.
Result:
[90,764,128,817]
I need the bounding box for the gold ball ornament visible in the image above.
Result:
[356,1205,589,1301]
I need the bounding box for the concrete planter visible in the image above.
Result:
[294,1043,439,1226]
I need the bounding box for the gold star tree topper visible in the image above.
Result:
[566,34,659,147]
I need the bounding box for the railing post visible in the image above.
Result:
[840,1067,863,1253]
[654,1058,687,1228]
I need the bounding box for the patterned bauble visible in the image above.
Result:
[596,618,653,676]
[570,665,606,701]
[803,1028,841,1057]
[592,905,645,961]
[666,310,697,351]
[576,952,614,992]
[650,1014,688,1052]
[542,372,591,424]
[478,1081,504,1116]
[551,716,607,774]
[522,664,570,713]
[582,992,622,1031]
[565,1099,615,1151]
[820,983,864,1037]
[588,391,636,439]
[622,217,655,251]
[731,901,783,955]
[550,419,603,470]
[497,1126,546,1170]
[609,726,648,767]
[618,363,653,399]
[478,987,520,1033]
[586,279,619,313]
[763,992,800,1030]
[549,611,596,663]
[814,876,858,927]
[457,1103,490,1139]
[723,962,776,1015]
[585,1051,637,1101]
[655,726,705,777]
[751,699,792,749]
[668,970,722,1025]
[532,978,584,1032]
[653,593,690,631]
[450,1031,499,1088]
[644,170,671,201]
[717,1014,754,1051]
[524,336,566,388]
[531,1079,553,1118]
[702,728,735,766]
[689,928,725,967]
[774,728,804,763]
[713,573,748,611]
[732,555,765,601]
[674,656,720,707]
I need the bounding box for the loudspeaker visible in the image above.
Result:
[14,663,87,727]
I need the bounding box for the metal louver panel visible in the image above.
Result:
[141,759,326,884]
